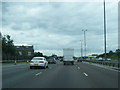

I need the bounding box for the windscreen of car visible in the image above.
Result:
[48,58,54,60]
[32,58,44,60]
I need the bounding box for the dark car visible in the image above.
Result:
[47,57,56,64]
[77,58,82,62]
[59,58,63,62]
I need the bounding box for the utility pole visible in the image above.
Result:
[82,29,87,57]
[103,0,107,61]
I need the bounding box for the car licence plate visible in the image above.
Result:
[34,64,38,66]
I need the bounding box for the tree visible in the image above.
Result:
[109,50,113,54]
[116,49,120,53]
[97,53,104,58]
[2,35,16,60]
[51,54,58,59]
[34,52,43,57]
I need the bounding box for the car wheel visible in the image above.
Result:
[30,66,32,69]
[43,65,46,69]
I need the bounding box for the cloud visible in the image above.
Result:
[1,2,118,56]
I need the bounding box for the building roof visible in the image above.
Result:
[14,44,33,46]
[15,45,34,51]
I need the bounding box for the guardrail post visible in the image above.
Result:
[14,60,17,65]
[118,63,119,68]
[109,63,111,66]
[113,63,114,67]
[27,60,29,63]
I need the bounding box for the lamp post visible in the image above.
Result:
[103,0,107,61]
[80,40,83,60]
[82,29,87,57]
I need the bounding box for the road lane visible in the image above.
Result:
[83,72,88,77]
[14,63,91,88]
[2,61,118,88]
[2,63,58,88]
[76,62,118,88]
[35,72,42,76]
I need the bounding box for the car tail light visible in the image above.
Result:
[39,61,44,63]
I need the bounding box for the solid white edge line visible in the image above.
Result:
[84,72,88,76]
[36,72,42,76]
[83,62,120,72]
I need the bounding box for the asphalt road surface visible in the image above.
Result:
[2,61,119,88]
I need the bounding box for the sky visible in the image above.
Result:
[1,1,118,56]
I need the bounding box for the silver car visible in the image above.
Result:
[30,57,48,69]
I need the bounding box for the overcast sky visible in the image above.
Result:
[1,1,118,56]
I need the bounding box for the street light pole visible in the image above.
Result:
[103,0,107,61]
[82,29,87,57]
[80,40,83,60]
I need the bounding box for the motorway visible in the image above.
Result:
[2,61,119,88]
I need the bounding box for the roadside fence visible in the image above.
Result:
[83,60,120,68]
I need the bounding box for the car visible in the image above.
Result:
[98,57,103,61]
[74,59,78,62]
[59,58,63,62]
[107,58,111,61]
[30,57,48,69]
[77,58,82,62]
[47,57,56,64]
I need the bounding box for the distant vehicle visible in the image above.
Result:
[98,57,103,61]
[77,58,82,62]
[63,48,74,65]
[100,58,111,61]
[47,57,56,64]
[74,59,77,62]
[107,58,111,61]
[59,58,63,61]
[92,57,97,60]
[30,57,48,69]
[102,58,105,60]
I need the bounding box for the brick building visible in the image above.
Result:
[15,45,34,60]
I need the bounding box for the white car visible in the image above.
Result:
[30,57,48,69]
[107,58,111,61]
[98,57,103,61]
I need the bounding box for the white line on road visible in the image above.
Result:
[83,61,120,72]
[83,72,88,77]
[35,72,42,76]
[78,67,80,69]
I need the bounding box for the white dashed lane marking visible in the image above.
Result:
[83,72,88,77]
[35,72,42,76]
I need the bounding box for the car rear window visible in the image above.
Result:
[48,59,53,60]
[32,58,44,60]
[48,58,54,60]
